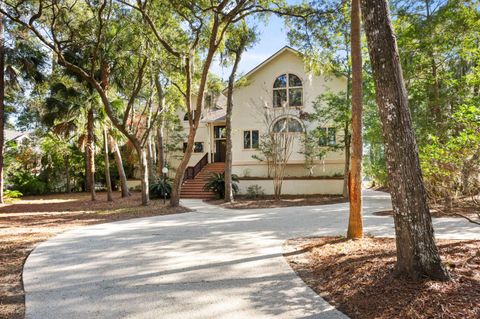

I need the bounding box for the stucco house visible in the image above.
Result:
[177,46,347,198]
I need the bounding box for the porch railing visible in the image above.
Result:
[183,153,209,182]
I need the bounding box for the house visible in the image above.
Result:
[176,46,347,198]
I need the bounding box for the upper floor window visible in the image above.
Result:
[183,110,197,121]
[273,73,303,108]
[272,117,304,133]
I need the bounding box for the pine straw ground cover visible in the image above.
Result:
[0,192,189,319]
[284,237,480,319]
[209,194,347,209]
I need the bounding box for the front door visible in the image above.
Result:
[214,125,227,162]
[215,140,226,162]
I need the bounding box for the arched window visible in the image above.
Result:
[273,73,303,108]
[272,117,304,133]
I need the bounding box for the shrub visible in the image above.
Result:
[203,172,239,199]
[10,172,47,195]
[150,179,172,199]
[4,189,23,199]
[246,184,265,199]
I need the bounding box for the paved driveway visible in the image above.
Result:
[23,191,479,318]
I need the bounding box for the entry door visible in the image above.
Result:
[215,140,227,162]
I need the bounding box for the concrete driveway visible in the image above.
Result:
[23,191,479,318]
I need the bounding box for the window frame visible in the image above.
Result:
[271,116,304,134]
[243,130,260,149]
[318,127,337,147]
[272,73,303,108]
[183,142,204,153]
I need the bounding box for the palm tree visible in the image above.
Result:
[0,19,46,202]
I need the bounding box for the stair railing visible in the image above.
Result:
[183,153,209,182]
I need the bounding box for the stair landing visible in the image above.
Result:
[180,163,225,199]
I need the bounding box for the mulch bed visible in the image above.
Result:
[0,192,189,319]
[208,195,347,209]
[284,237,480,319]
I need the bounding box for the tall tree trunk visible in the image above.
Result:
[343,37,352,199]
[157,125,165,172]
[154,74,166,173]
[147,136,155,180]
[347,0,363,239]
[170,127,196,206]
[84,149,89,192]
[343,129,351,198]
[361,0,449,281]
[112,138,130,197]
[225,47,244,203]
[136,146,149,206]
[0,14,5,204]
[87,107,96,201]
[103,127,113,201]
[65,154,71,193]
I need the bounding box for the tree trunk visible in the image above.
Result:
[87,107,96,201]
[361,0,449,281]
[157,125,165,172]
[154,74,166,174]
[65,154,71,193]
[343,130,351,198]
[103,127,113,201]
[137,146,149,206]
[170,127,197,206]
[0,14,5,204]
[112,138,130,197]
[225,47,244,203]
[147,136,155,180]
[347,0,363,239]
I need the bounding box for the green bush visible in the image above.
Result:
[10,172,47,195]
[203,172,239,199]
[246,184,264,199]
[150,179,172,199]
[4,189,23,199]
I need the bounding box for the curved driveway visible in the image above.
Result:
[24,191,479,319]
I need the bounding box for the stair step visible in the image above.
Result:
[180,162,225,198]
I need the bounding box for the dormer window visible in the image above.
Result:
[273,73,303,108]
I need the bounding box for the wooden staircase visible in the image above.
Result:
[180,162,225,199]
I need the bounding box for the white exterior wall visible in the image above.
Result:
[230,49,347,180]
[237,179,344,195]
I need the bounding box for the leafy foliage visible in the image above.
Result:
[4,189,23,199]
[149,179,173,199]
[246,184,265,199]
[203,172,239,199]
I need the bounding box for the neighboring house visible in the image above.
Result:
[5,129,31,144]
[176,46,347,197]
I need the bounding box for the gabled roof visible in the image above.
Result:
[5,129,31,142]
[242,46,301,80]
[221,46,302,94]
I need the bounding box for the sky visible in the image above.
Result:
[210,15,291,80]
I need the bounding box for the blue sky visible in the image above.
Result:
[210,15,291,80]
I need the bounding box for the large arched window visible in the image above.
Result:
[273,73,303,108]
[272,117,304,133]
